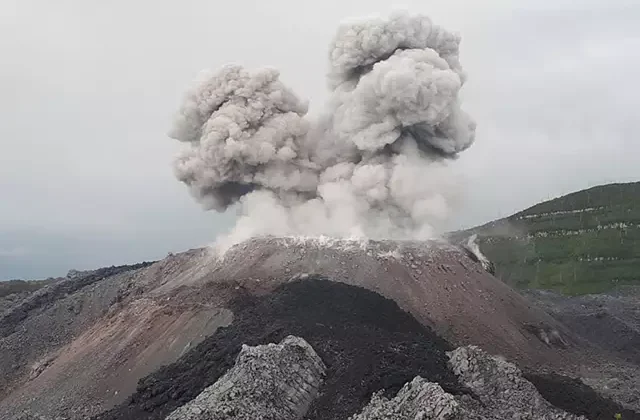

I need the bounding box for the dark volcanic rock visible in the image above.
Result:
[526,373,640,420]
[96,278,466,420]
[97,277,639,420]
[524,290,640,365]
[0,279,59,325]
[352,345,589,420]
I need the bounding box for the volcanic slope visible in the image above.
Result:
[455,181,640,295]
[0,279,57,312]
[524,289,640,365]
[1,237,638,418]
[99,278,638,420]
[191,236,583,370]
[96,278,466,420]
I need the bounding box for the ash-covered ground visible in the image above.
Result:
[96,278,466,420]
[1,238,639,419]
[523,289,640,365]
[96,277,638,420]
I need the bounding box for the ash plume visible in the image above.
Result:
[169,12,476,251]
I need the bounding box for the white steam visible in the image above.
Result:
[168,12,476,252]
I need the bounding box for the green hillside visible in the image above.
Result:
[458,182,640,295]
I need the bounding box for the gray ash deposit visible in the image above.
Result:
[97,278,637,420]
[4,237,640,418]
[96,278,467,420]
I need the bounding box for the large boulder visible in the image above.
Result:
[165,336,325,420]
[351,345,586,420]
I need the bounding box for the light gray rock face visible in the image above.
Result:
[448,345,585,419]
[165,336,326,420]
[348,377,475,420]
[351,345,585,420]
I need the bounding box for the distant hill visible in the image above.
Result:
[455,182,640,295]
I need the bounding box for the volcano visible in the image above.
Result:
[1,238,638,419]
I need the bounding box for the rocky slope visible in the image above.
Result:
[522,288,640,409]
[455,181,640,295]
[96,278,467,420]
[524,289,640,364]
[0,263,155,404]
[100,278,638,420]
[1,238,638,419]
[0,279,56,310]
[111,334,615,420]
[354,344,589,420]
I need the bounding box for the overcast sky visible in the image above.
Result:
[1,0,639,280]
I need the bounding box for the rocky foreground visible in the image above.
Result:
[130,334,590,420]
[1,238,639,419]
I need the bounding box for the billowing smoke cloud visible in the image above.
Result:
[169,12,476,251]
[169,65,316,210]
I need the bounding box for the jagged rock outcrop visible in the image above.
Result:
[351,345,586,420]
[165,336,326,420]
[349,378,469,420]
[448,345,585,419]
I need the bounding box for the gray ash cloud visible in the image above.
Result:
[168,12,476,250]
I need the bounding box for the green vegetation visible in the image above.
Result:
[458,182,640,295]
[0,279,56,299]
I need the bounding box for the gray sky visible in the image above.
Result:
[1,0,639,280]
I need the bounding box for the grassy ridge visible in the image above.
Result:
[459,182,640,295]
